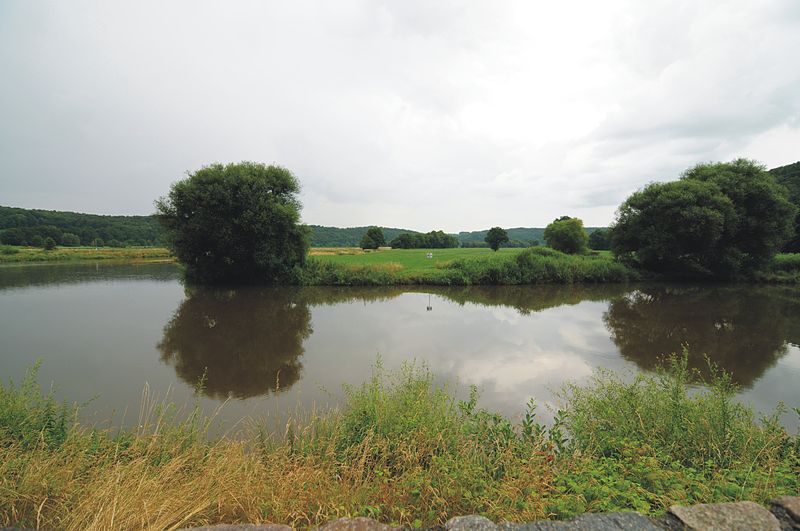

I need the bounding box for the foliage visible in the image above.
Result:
[588,228,611,250]
[612,180,736,276]
[308,225,418,247]
[155,162,309,284]
[0,363,74,450]
[769,161,800,252]
[0,205,162,246]
[60,233,80,246]
[460,239,537,248]
[360,227,386,250]
[0,359,796,529]
[544,217,589,254]
[485,227,509,251]
[41,237,57,250]
[390,230,459,249]
[613,160,797,278]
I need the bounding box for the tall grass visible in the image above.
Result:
[1,357,797,529]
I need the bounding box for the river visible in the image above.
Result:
[1,262,798,433]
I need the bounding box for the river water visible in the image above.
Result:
[1,262,798,433]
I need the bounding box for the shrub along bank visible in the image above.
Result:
[1,356,797,529]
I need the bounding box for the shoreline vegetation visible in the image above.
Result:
[2,244,799,284]
[0,245,174,264]
[1,356,797,529]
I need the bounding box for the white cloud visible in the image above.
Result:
[0,0,798,231]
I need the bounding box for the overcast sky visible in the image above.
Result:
[1,1,799,231]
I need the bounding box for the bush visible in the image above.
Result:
[544,217,589,254]
[42,237,57,250]
[156,162,309,284]
[613,159,797,278]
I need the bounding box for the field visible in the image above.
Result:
[303,247,631,285]
[309,247,526,276]
[0,245,174,263]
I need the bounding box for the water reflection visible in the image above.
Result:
[157,283,799,400]
[603,285,800,387]
[158,287,312,399]
[0,262,179,290]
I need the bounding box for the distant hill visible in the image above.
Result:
[308,225,418,247]
[0,205,162,246]
[770,161,800,252]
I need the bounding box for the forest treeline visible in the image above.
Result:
[2,161,797,249]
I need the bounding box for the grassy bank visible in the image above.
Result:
[1,357,797,530]
[303,247,635,285]
[0,245,174,263]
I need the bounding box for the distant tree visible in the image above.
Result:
[390,230,459,249]
[30,235,44,248]
[769,161,800,252]
[107,239,123,248]
[544,217,588,254]
[588,228,611,250]
[60,233,81,246]
[612,159,796,278]
[42,237,57,250]
[0,228,26,246]
[360,227,385,250]
[485,227,509,251]
[155,162,309,284]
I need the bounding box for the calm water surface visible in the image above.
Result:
[1,262,798,432]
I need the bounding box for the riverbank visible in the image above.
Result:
[2,245,798,285]
[0,245,175,263]
[1,357,797,530]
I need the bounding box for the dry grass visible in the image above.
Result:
[1,361,797,530]
[308,248,365,256]
[0,246,174,263]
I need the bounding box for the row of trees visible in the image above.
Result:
[0,225,131,248]
[389,230,459,249]
[154,160,798,284]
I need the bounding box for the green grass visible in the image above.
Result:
[1,356,796,529]
[0,245,174,263]
[311,247,523,275]
[756,253,800,283]
[303,247,637,285]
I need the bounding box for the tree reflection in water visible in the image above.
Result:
[603,285,800,387]
[158,287,311,399]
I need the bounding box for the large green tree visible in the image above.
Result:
[360,226,385,250]
[612,159,796,278]
[543,216,588,254]
[155,162,309,284]
[485,227,509,251]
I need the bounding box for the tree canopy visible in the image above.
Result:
[360,227,386,249]
[155,162,309,284]
[588,228,611,250]
[390,230,459,249]
[769,161,800,252]
[485,227,509,251]
[612,159,796,278]
[543,217,588,254]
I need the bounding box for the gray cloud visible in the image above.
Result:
[1,0,798,232]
